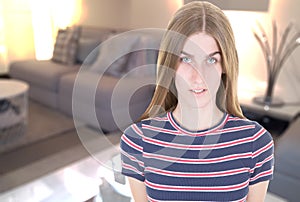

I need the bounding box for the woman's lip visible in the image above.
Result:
[190,89,207,94]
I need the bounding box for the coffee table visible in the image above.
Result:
[0,79,29,144]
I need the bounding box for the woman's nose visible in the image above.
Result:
[190,64,205,82]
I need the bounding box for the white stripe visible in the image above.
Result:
[144,151,252,164]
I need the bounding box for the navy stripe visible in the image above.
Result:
[120,113,274,201]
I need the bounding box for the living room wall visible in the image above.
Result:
[78,0,183,29]
[229,0,300,102]
[128,0,183,29]
[0,0,35,73]
[78,0,130,28]
[265,0,300,102]
[78,0,299,103]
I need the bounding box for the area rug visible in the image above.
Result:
[0,99,75,154]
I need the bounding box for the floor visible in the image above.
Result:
[0,99,289,202]
[0,134,287,202]
[0,123,124,201]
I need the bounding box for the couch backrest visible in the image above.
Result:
[77,26,163,78]
[80,26,128,42]
[76,26,129,64]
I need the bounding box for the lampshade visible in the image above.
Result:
[184,0,269,12]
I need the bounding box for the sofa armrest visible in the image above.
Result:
[268,117,300,201]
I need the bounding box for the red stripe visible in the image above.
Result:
[132,124,143,137]
[122,161,144,176]
[145,179,249,192]
[120,149,144,167]
[253,141,273,158]
[121,135,143,152]
[142,124,181,135]
[152,116,168,121]
[142,126,264,151]
[144,152,252,164]
[167,112,230,136]
[250,169,273,182]
[219,124,255,133]
[250,154,273,173]
[228,116,243,121]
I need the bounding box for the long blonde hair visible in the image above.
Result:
[140,1,244,120]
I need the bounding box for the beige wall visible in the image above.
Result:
[1,0,183,73]
[78,0,183,29]
[78,0,130,28]
[230,0,300,102]
[2,0,299,102]
[129,0,183,29]
[268,0,300,102]
[0,0,35,73]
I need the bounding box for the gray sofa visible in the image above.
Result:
[268,116,300,202]
[9,26,162,132]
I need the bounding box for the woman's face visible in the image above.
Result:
[175,32,223,109]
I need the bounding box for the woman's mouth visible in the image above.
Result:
[190,88,207,94]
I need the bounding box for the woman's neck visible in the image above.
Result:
[172,103,224,131]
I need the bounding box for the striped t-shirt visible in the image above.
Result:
[120,112,274,201]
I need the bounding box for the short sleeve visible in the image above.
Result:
[249,124,274,185]
[120,123,145,182]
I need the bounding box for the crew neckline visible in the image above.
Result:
[167,111,229,136]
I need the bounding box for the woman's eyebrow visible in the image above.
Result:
[208,51,221,57]
[180,51,194,57]
[181,50,220,57]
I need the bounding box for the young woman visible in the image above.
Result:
[120,1,274,201]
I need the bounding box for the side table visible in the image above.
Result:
[239,95,300,137]
[0,79,29,144]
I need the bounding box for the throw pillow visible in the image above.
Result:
[89,33,141,77]
[52,26,81,65]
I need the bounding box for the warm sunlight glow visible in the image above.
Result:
[31,0,53,60]
[51,0,82,28]
[0,45,5,53]
[30,0,82,60]
[238,75,266,99]
[0,4,7,72]
[225,11,269,83]
[174,0,184,8]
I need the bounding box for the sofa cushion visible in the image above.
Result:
[76,38,101,64]
[272,117,300,179]
[52,26,81,65]
[61,71,155,109]
[268,117,300,201]
[9,60,80,91]
[124,34,161,77]
[125,50,158,77]
[60,71,155,131]
[89,33,141,77]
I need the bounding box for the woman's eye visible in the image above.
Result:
[181,56,192,64]
[206,57,217,64]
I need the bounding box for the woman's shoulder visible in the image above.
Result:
[124,113,169,134]
[226,114,272,139]
[227,114,263,127]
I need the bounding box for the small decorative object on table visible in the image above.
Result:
[0,79,29,144]
[253,20,300,107]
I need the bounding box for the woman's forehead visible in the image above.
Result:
[182,33,219,55]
